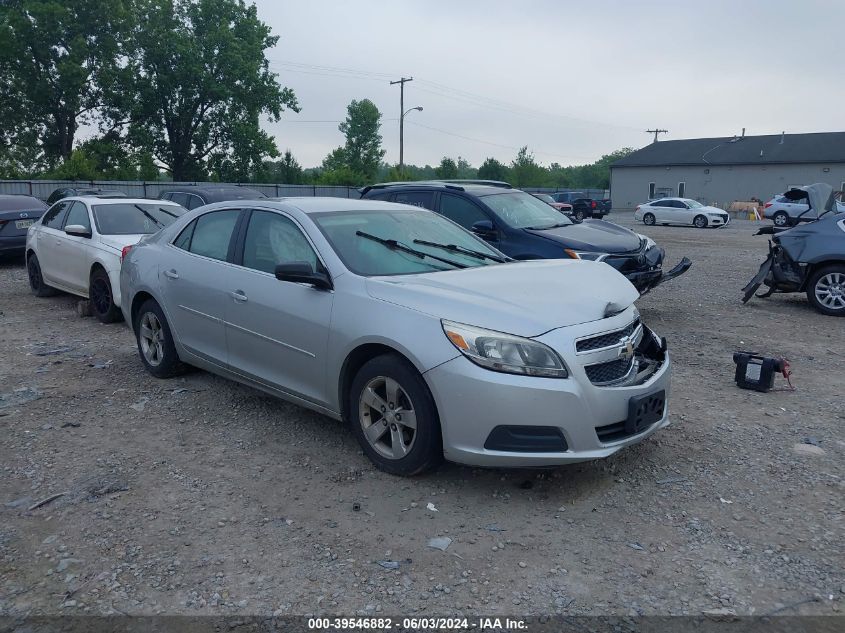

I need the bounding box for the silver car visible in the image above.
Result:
[120,198,671,475]
[763,193,845,227]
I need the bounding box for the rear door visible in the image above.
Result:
[648,200,671,222]
[393,190,436,210]
[158,208,242,366]
[224,209,334,405]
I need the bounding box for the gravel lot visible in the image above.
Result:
[1,213,843,618]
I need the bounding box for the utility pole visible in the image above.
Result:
[390,77,413,171]
[646,129,668,143]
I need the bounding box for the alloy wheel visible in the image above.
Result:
[815,272,845,310]
[138,311,165,367]
[693,215,707,228]
[773,213,789,227]
[358,376,417,460]
[91,277,112,315]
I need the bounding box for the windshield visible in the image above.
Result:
[312,208,504,276]
[92,203,187,235]
[484,191,573,229]
[534,194,555,203]
[685,199,703,209]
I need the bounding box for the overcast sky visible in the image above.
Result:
[257,0,844,169]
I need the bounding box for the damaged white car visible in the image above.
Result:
[121,198,671,475]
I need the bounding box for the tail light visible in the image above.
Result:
[591,201,597,208]
[764,202,773,208]
[121,245,132,262]
[636,205,641,212]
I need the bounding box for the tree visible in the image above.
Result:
[510,146,545,188]
[110,0,299,180]
[276,149,303,184]
[436,157,458,179]
[478,157,509,182]
[45,148,99,180]
[0,0,127,165]
[337,99,384,181]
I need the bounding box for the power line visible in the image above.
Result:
[646,128,668,143]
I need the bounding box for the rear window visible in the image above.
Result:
[92,203,186,235]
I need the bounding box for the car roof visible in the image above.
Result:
[361,180,513,196]
[69,196,182,206]
[159,184,266,196]
[196,196,425,216]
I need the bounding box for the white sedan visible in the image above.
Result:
[25,197,187,322]
[634,197,730,228]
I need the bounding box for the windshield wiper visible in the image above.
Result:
[134,204,165,228]
[412,239,509,263]
[356,231,467,269]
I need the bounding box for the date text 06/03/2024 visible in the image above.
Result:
[307,617,528,630]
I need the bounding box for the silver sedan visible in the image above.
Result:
[120,198,671,475]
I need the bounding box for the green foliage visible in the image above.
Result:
[478,157,509,182]
[45,149,99,180]
[509,146,545,188]
[110,0,298,181]
[0,0,128,166]
[435,157,458,179]
[318,165,360,186]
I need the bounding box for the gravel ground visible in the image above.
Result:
[0,214,842,618]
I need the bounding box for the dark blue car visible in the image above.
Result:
[360,181,690,293]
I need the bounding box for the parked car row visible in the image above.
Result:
[22,183,679,475]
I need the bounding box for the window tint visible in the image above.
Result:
[651,199,667,206]
[63,201,91,230]
[173,221,195,250]
[242,211,318,274]
[185,194,204,210]
[42,201,70,229]
[168,192,190,207]
[394,191,435,210]
[186,210,240,261]
[438,194,488,229]
[92,203,186,235]
[159,192,173,201]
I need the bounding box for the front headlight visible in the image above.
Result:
[636,233,657,250]
[565,249,609,261]
[441,320,569,378]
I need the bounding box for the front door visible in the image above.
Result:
[224,209,334,406]
[55,201,93,293]
[159,208,242,366]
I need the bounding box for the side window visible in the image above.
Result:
[394,191,435,210]
[42,201,70,229]
[185,210,240,261]
[242,210,318,274]
[159,192,173,201]
[63,201,91,230]
[185,194,203,210]
[651,199,667,207]
[173,221,196,250]
[169,192,190,207]
[438,194,488,230]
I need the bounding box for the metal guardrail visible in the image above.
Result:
[0,180,361,200]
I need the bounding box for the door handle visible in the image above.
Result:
[164,269,179,280]
[230,290,248,303]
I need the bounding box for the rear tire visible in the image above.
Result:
[27,254,57,297]
[643,213,656,226]
[693,214,708,228]
[89,268,122,324]
[133,299,187,377]
[806,265,845,316]
[349,354,443,476]
[772,211,790,227]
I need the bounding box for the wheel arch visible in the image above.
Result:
[129,290,157,330]
[800,259,845,291]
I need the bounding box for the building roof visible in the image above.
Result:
[612,131,845,168]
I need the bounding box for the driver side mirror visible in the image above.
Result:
[274,261,333,290]
[471,220,496,239]
[64,224,92,238]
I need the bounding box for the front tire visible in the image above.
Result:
[133,299,187,377]
[574,210,585,222]
[693,214,708,228]
[806,265,845,316]
[642,212,656,226]
[349,354,443,476]
[89,268,122,324]
[27,254,57,297]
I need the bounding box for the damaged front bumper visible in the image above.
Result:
[632,256,692,295]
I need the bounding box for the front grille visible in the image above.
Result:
[585,357,633,384]
[576,318,640,352]
[603,253,645,273]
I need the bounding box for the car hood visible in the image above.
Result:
[365,260,639,337]
[98,234,148,252]
[524,219,641,253]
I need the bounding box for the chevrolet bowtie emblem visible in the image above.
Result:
[618,340,635,360]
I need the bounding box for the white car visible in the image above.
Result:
[25,197,187,322]
[634,197,730,228]
[763,194,845,227]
